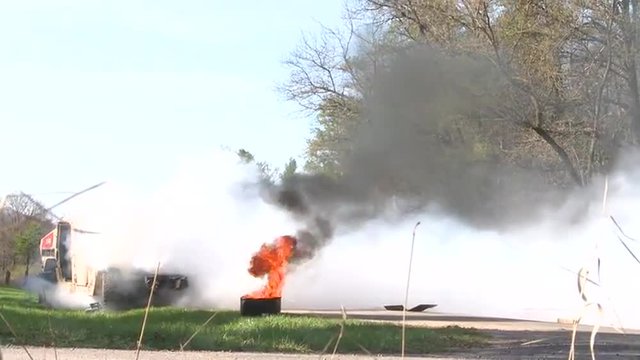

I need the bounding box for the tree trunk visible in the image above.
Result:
[4,270,10,285]
[620,0,640,142]
[24,253,30,277]
[629,96,640,142]
[530,125,584,186]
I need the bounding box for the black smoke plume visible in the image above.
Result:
[264,46,590,262]
[260,173,387,262]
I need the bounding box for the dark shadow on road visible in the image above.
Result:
[445,329,640,359]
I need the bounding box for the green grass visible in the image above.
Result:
[0,286,489,355]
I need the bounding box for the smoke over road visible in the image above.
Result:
[48,48,640,330]
[48,146,640,330]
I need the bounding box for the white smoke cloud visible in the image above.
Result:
[55,149,297,309]
[48,147,640,330]
[22,275,97,309]
[285,153,640,330]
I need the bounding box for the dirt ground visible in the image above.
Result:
[0,347,455,360]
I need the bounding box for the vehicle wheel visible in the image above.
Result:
[102,268,149,310]
[36,271,56,284]
[102,268,129,310]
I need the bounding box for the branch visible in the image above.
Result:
[586,0,616,180]
[529,125,584,186]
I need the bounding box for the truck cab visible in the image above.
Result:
[38,221,101,298]
[39,221,73,283]
[36,221,190,310]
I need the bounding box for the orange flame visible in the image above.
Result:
[242,235,297,299]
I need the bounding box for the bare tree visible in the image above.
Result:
[3,193,49,223]
[280,7,411,174]
[351,0,640,185]
[279,0,640,189]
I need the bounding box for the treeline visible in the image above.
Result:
[237,149,299,183]
[0,193,53,285]
[280,0,640,188]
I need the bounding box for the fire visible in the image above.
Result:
[242,235,297,299]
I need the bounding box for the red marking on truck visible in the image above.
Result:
[40,231,54,250]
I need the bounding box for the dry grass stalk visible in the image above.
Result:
[568,267,602,360]
[355,343,374,358]
[568,267,586,360]
[0,311,33,360]
[589,304,603,359]
[318,305,348,360]
[601,176,608,213]
[401,221,421,359]
[47,314,58,360]
[609,216,640,265]
[135,262,161,360]
[319,333,338,357]
[180,312,218,351]
[609,215,639,243]
[568,178,609,360]
[330,306,348,359]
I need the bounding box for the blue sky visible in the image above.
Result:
[0,0,345,205]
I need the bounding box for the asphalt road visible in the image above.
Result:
[4,309,640,359]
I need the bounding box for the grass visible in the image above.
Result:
[0,286,489,355]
